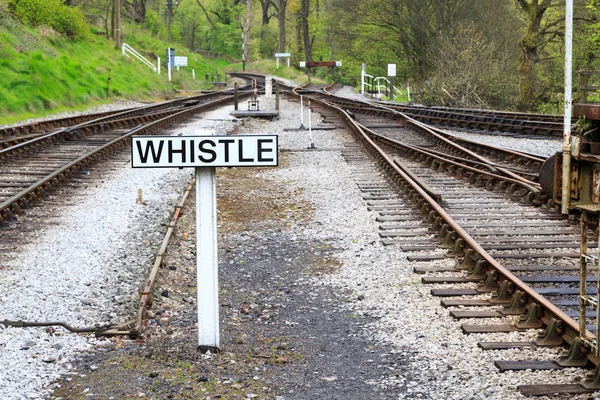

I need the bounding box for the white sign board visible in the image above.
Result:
[131,135,279,168]
[174,56,188,67]
[388,63,396,77]
[275,52,291,58]
[299,61,306,68]
[131,134,279,351]
[336,61,343,67]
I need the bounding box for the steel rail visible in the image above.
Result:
[303,93,596,365]
[319,96,543,193]
[0,93,244,224]
[373,100,562,123]
[356,121,542,196]
[0,108,136,138]
[355,101,545,189]
[0,93,252,336]
[313,95,545,190]
[0,90,242,160]
[311,93,547,169]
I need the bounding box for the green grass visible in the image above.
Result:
[0,19,232,125]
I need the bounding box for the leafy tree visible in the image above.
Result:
[8,0,90,39]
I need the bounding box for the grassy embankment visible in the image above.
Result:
[0,15,230,125]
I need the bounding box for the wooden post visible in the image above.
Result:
[234,82,239,110]
[275,81,280,111]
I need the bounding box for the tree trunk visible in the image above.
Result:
[301,0,312,62]
[515,0,551,111]
[277,0,287,53]
[518,39,538,111]
[295,15,302,58]
[133,0,146,23]
[243,0,253,63]
[260,0,271,25]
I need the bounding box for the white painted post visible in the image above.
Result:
[300,95,304,125]
[361,63,366,95]
[168,58,172,82]
[561,0,573,214]
[196,167,220,350]
[266,76,272,99]
[287,57,290,67]
[308,101,314,148]
[193,69,195,80]
[407,79,411,102]
[177,65,180,71]
[277,58,279,69]
[158,56,161,75]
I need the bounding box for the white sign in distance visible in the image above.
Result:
[299,61,306,68]
[131,135,278,168]
[174,56,188,67]
[275,52,291,58]
[336,61,343,67]
[388,63,396,77]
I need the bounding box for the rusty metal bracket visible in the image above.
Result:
[457,249,478,270]
[448,238,465,257]
[534,318,565,346]
[477,270,499,293]
[516,303,544,329]
[467,260,489,281]
[557,337,591,367]
[489,280,513,304]
[501,290,527,315]
[583,365,600,389]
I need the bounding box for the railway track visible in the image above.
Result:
[373,100,564,137]
[292,84,600,395]
[0,87,255,228]
[1,72,593,396]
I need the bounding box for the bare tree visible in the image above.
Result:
[514,0,557,111]
[300,0,312,62]
[274,0,287,53]
[243,0,253,63]
[123,0,146,23]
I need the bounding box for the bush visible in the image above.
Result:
[414,23,518,109]
[8,0,89,39]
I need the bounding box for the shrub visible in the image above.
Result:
[8,0,89,39]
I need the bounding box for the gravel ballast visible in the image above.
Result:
[1,91,594,399]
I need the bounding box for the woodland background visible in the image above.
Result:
[4,0,600,114]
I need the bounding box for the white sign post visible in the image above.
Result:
[387,63,397,100]
[132,135,279,350]
[275,52,291,68]
[174,56,188,67]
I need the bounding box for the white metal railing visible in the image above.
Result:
[373,77,403,99]
[122,43,160,74]
[362,69,407,100]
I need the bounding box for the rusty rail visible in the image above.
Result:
[302,92,596,366]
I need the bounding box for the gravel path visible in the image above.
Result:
[0,107,238,399]
[1,89,592,399]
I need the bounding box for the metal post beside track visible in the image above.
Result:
[196,167,220,350]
